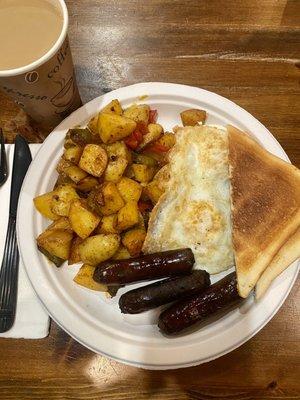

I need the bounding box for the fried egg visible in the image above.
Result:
[142,125,234,274]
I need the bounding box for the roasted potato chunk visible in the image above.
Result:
[106,141,132,164]
[46,217,73,232]
[143,181,164,204]
[101,99,123,115]
[79,234,120,265]
[52,185,79,217]
[99,182,125,215]
[122,228,146,257]
[69,199,101,239]
[180,109,207,126]
[74,264,107,291]
[37,228,73,263]
[79,144,108,177]
[56,157,73,175]
[34,191,59,220]
[137,123,163,150]
[65,165,88,183]
[117,201,139,231]
[153,164,170,190]
[155,132,176,150]
[68,236,83,265]
[87,115,98,134]
[64,145,83,164]
[98,113,136,144]
[96,214,119,234]
[132,164,155,183]
[117,177,142,203]
[76,176,99,193]
[54,173,75,189]
[104,157,128,182]
[112,245,131,260]
[123,104,150,124]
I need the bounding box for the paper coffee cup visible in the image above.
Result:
[0,0,82,130]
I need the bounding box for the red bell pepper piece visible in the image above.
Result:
[124,129,144,150]
[148,109,158,124]
[138,200,153,212]
[146,142,169,153]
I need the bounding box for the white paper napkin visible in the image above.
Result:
[0,144,50,339]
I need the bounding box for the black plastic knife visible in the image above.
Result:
[0,136,32,333]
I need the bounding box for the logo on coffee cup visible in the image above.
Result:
[25,71,39,84]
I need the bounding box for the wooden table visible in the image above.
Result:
[0,1,299,399]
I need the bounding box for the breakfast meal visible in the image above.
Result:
[33,97,300,336]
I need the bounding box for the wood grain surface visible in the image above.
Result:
[0,1,299,399]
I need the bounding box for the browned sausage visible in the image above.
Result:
[119,270,210,313]
[158,272,241,335]
[93,249,195,285]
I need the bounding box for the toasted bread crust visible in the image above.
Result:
[228,125,300,298]
[255,227,300,299]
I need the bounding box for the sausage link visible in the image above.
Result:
[93,248,195,285]
[119,270,210,313]
[158,272,241,335]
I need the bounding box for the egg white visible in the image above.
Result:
[143,125,234,274]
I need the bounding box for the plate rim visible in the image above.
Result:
[17,82,299,369]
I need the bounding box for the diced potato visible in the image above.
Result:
[104,157,128,182]
[54,173,75,188]
[56,157,73,175]
[98,113,136,144]
[74,264,107,291]
[64,145,83,164]
[69,199,101,239]
[155,132,176,149]
[106,141,132,164]
[117,177,142,203]
[65,165,88,183]
[86,187,104,215]
[76,176,99,193]
[101,99,123,115]
[153,165,170,190]
[143,181,164,204]
[68,236,83,265]
[123,104,150,124]
[79,144,108,177]
[132,164,155,183]
[79,234,120,265]
[137,123,163,150]
[33,191,59,220]
[122,228,146,257]
[124,165,135,179]
[117,201,139,231]
[37,228,73,262]
[180,109,207,126]
[46,217,73,233]
[52,185,79,217]
[69,128,100,146]
[96,214,119,234]
[99,182,125,215]
[112,245,131,260]
[87,115,99,134]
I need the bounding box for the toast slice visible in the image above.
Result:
[228,125,300,298]
[255,227,300,299]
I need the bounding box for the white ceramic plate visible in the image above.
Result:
[17,82,299,369]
